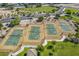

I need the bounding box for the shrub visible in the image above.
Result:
[10,16,20,26]
[64,38,70,42]
[52,41,56,45]
[36,46,44,51]
[49,52,53,56]
[24,53,27,56]
[37,51,40,56]
[47,45,53,49]
[36,16,44,22]
[52,49,55,52]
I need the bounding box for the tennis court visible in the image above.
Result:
[5,29,22,45]
[46,24,57,35]
[29,26,40,40]
[60,22,71,32]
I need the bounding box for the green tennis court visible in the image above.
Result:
[46,24,57,35]
[60,22,71,32]
[29,26,40,40]
[5,29,22,45]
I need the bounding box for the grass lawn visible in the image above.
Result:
[17,48,29,56]
[65,8,79,14]
[18,6,58,13]
[62,8,79,22]
[40,42,54,56]
[37,41,79,56]
[71,15,79,23]
[59,15,79,23]
[0,52,9,56]
[54,42,79,56]
[59,16,68,20]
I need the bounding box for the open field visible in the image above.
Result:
[38,41,79,56]
[63,8,79,23]
[65,8,79,14]
[18,6,58,13]
[71,15,79,22]
[54,42,79,56]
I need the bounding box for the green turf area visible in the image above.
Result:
[60,15,79,23]
[54,42,79,56]
[71,15,79,23]
[59,16,69,20]
[0,52,9,56]
[18,6,57,13]
[38,42,54,56]
[65,8,79,14]
[37,41,79,56]
[63,8,79,23]
[29,26,40,40]
[46,24,57,35]
[5,29,22,45]
[17,48,29,56]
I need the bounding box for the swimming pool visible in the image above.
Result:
[5,29,22,45]
[29,26,40,40]
[60,22,71,32]
[46,24,57,35]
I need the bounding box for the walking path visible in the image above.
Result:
[8,45,37,56]
[27,49,37,56]
[56,35,66,41]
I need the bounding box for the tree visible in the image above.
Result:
[36,45,44,51]
[52,9,56,13]
[0,15,3,19]
[65,10,71,15]
[24,53,27,56]
[37,51,40,56]
[16,8,19,11]
[68,33,73,38]
[64,38,70,42]
[7,5,14,10]
[74,27,79,38]
[36,16,44,22]
[47,45,53,49]
[36,3,42,7]
[52,41,56,45]
[23,4,28,8]
[54,14,60,19]
[1,3,14,10]
[0,22,3,30]
[1,3,8,7]
[75,33,79,38]
[3,27,7,30]
[10,16,20,26]
[49,52,53,56]
[76,12,79,16]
